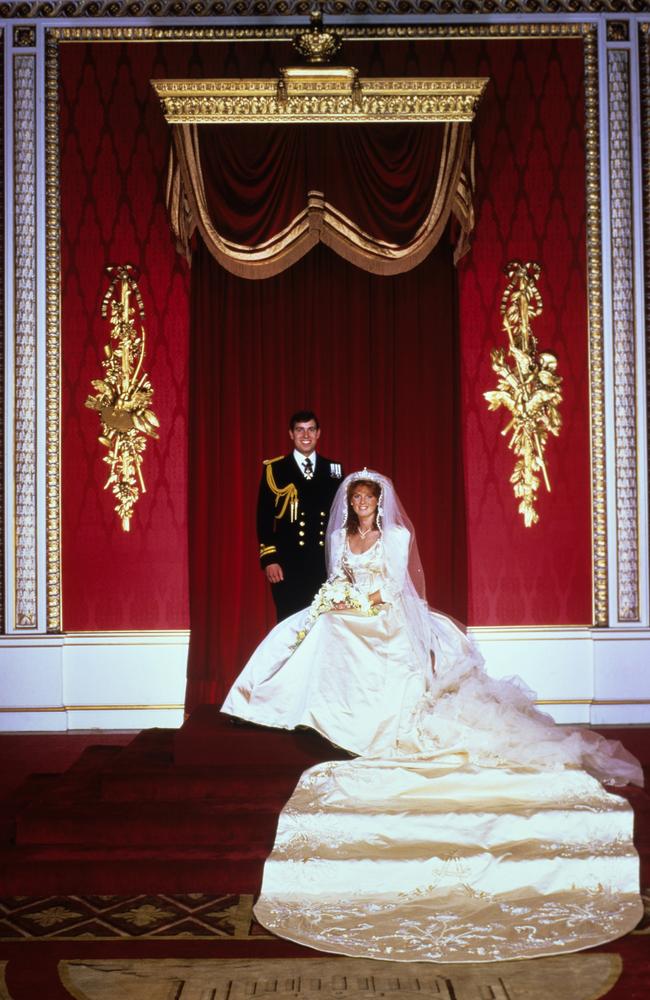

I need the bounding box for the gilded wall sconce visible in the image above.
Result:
[484,261,563,527]
[85,264,159,531]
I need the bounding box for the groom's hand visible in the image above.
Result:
[265,563,284,584]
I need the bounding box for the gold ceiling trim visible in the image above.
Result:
[52,23,590,43]
[44,22,604,630]
[153,71,488,124]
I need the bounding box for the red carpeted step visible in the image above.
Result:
[66,745,125,771]
[15,800,281,848]
[174,705,349,768]
[101,764,301,802]
[0,773,61,842]
[100,728,174,768]
[0,844,265,894]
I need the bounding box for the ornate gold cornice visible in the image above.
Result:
[3,0,650,16]
[52,23,591,43]
[153,72,488,124]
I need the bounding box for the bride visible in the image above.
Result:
[222,470,644,963]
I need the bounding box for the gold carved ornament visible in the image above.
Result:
[484,261,562,527]
[85,265,159,531]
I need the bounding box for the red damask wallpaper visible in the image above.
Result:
[60,36,591,630]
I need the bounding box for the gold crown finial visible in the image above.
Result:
[292,2,342,66]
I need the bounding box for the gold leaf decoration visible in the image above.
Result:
[85,264,159,531]
[484,261,562,527]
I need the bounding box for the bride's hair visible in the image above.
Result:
[345,479,381,536]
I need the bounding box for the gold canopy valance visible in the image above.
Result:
[155,72,487,277]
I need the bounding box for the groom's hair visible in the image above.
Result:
[289,410,320,430]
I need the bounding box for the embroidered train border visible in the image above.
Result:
[43,22,606,631]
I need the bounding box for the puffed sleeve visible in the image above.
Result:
[379,525,410,602]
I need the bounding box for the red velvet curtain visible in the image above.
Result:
[198,123,449,243]
[186,236,466,711]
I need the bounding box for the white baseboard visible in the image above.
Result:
[0,627,648,731]
[0,631,189,731]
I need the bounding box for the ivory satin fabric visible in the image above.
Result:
[253,756,642,963]
[222,538,643,962]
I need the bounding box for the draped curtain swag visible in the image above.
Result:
[167,121,475,277]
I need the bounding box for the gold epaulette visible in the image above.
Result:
[264,458,298,522]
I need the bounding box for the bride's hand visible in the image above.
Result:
[332,601,348,611]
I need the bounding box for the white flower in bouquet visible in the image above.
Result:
[291,577,380,650]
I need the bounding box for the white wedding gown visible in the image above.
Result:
[222,531,644,963]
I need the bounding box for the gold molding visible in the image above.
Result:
[583,25,608,628]
[0,704,184,712]
[2,699,649,712]
[13,52,38,630]
[153,73,489,125]
[51,23,590,44]
[45,30,62,633]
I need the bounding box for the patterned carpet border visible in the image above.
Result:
[0,893,273,940]
[0,890,648,942]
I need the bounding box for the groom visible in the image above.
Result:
[257,411,343,621]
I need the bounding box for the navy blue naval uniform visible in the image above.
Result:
[257,453,343,621]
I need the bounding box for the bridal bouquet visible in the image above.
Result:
[292,578,379,650]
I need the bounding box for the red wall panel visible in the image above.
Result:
[60,37,591,631]
[60,43,192,630]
